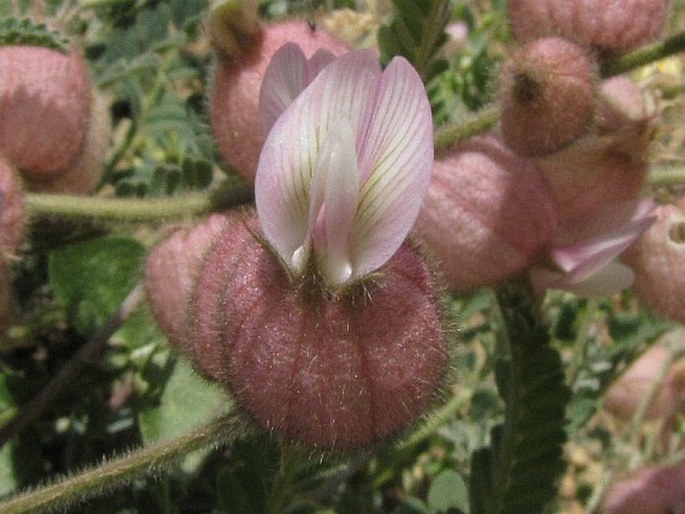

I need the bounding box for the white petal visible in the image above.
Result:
[259,43,308,134]
[563,261,635,299]
[255,50,380,275]
[259,44,338,134]
[350,56,434,279]
[310,119,360,286]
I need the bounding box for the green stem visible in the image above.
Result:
[648,166,685,187]
[264,445,302,514]
[0,411,247,514]
[24,181,253,222]
[434,106,501,150]
[600,31,685,78]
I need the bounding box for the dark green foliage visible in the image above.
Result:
[0,17,69,51]
[378,0,451,83]
[469,283,571,514]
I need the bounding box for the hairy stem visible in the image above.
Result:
[25,181,253,222]
[0,411,247,514]
[600,31,685,78]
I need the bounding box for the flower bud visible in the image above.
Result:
[622,200,685,324]
[209,20,349,182]
[603,461,685,514]
[604,329,685,421]
[144,214,230,351]
[499,37,596,156]
[0,46,94,182]
[416,135,558,291]
[183,211,448,450]
[508,0,670,54]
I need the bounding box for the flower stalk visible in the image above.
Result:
[0,411,248,514]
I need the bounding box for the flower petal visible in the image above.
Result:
[259,44,338,134]
[551,209,656,279]
[310,118,360,285]
[529,260,635,298]
[255,50,380,274]
[351,56,434,279]
[259,43,306,133]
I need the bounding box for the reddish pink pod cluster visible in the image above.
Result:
[622,199,685,324]
[508,0,670,54]
[416,135,558,291]
[210,20,349,182]
[145,212,448,450]
[0,45,108,194]
[604,460,685,513]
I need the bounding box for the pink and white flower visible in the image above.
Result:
[255,47,434,287]
[529,200,656,298]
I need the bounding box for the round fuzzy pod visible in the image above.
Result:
[536,140,648,229]
[0,158,24,258]
[499,37,596,156]
[603,461,685,514]
[508,0,669,54]
[0,46,92,179]
[604,329,685,421]
[416,135,558,292]
[209,20,349,183]
[185,211,449,450]
[25,91,110,194]
[622,200,685,324]
[144,213,230,350]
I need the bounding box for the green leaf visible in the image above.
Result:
[138,358,229,444]
[0,443,18,497]
[48,236,145,336]
[378,0,452,83]
[469,282,571,514]
[427,470,468,513]
[0,17,69,51]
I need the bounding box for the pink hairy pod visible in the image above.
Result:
[416,135,558,291]
[603,460,685,514]
[536,141,648,229]
[0,158,24,258]
[25,91,110,194]
[144,214,230,350]
[604,329,685,421]
[508,0,670,54]
[209,20,349,182]
[182,211,449,450]
[499,37,596,156]
[622,200,685,324]
[0,46,93,181]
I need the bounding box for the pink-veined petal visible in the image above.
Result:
[550,212,656,280]
[259,44,337,134]
[310,119,360,285]
[259,43,307,134]
[350,56,433,279]
[559,198,657,243]
[255,50,380,275]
